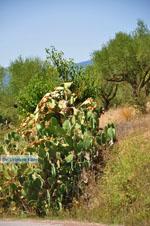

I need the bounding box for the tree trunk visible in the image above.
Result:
[103,100,109,111]
[132,84,139,98]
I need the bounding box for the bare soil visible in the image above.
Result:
[99,106,150,140]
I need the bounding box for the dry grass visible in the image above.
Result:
[99,106,150,140]
[116,113,150,140]
[119,105,135,121]
[99,106,136,129]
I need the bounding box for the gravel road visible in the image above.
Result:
[0,219,122,226]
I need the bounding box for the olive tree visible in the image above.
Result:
[85,64,118,110]
[93,20,150,112]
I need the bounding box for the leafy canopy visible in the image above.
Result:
[92,20,150,103]
[11,57,59,115]
[9,56,50,98]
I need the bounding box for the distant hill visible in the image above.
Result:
[3,74,10,85]
[76,60,92,68]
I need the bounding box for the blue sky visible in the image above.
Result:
[0,0,150,67]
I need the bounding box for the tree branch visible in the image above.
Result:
[107,72,135,85]
[141,67,150,88]
[109,85,118,101]
[101,90,107,100]
[107,77,123,82]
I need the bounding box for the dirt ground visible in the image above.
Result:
[99,106,150,140]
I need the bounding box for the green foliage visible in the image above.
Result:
[76,65,99,101]
[84,64,117,109]
[46,46,84,82]
[71,130,150,225]
[132,91,148,114]
[91,135,150,225]
[18,68,59,115]
[0,66,6,86]
[92,20,150,112]
[9,56,51,99]
[46,46,97,102]
[110,82,133,107]
[0,57,59,126]
[0,82,115,216]
[0,66,19,126]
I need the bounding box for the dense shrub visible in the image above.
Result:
[0,82,115,216]
[18,72,58,115]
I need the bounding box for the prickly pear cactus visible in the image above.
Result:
[0,82,116,216]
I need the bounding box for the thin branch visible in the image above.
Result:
[101,85,118,101]
[141,67,150,88]
[101,90,107,100]
[107,78,123,82]
[109,85,118,101]
[107,72,135,85]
